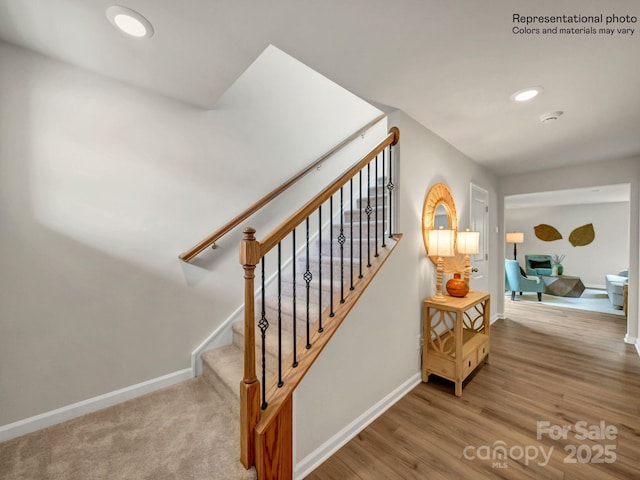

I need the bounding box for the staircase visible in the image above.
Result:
[201,184,390,411]
[180,126,400,479]
[198,184,396,479]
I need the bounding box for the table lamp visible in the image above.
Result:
[506,232,524,260]
[428,227,455,302]
[457,229,480,285]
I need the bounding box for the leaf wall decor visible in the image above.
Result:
[534,224,563,242]
[569,223,595,247]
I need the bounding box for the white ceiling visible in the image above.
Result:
[1,0,639,176]
[505,183,631,209]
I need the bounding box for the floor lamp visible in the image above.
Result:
[506,232,524,260]
[457,229,480,285]
[428,227,455,303]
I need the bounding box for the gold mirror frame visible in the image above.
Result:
[422,183,465,271]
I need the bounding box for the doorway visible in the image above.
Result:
[503,184,630,317]
[470,183,489,293]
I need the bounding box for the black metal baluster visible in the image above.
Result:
[381,149,386,248]
[259,260,269,409]
[292,229,298,368]
[277,242,283,388]
[329,197,334,318]
[375,154,379,257]
[387,145,394,238]
[304,218,312,349]
[339,187,346,303]
[366,162,372,268]
[350,178,354,291]
[318,206,324,333]
[358,170,363,279]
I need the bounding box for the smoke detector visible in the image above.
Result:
[540,111,564,123]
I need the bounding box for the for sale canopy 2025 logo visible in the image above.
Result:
[463,420,617,469]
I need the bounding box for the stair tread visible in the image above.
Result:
[202,345,244,399]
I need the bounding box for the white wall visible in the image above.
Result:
[294,110,499,467]
[0,42,383,426]
[499,157,640,345]
[505,202,630,287]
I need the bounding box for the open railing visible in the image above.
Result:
[179,114,386,262]
[239,127,401,479]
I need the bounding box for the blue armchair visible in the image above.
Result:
[506,259,544,301]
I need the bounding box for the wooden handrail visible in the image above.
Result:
[259,127,399,256]
[179,114,387,262]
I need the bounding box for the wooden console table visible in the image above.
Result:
[422,291,490,396]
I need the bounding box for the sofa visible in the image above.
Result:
[525,254,563,276]
[605,270,628,310]
[506,259,544,301]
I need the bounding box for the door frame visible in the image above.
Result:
[470,183,489,292]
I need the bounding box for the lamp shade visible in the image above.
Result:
[506,232,524,244]
[457,230,480,255]
[428,228,455,257]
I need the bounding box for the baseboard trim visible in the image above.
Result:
[623,335,640,356]
[294,372,421,479]
[491,313,504,324]
[0,368,192,443]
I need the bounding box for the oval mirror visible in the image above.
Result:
[422,183,460,266]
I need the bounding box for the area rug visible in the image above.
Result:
[506,288,624,316]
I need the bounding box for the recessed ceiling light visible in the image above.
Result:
[510,86,544,102]
[106,6,154,38]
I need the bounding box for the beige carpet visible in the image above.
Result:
[0,378,256,480]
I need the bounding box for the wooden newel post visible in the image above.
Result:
[239,227,261,468]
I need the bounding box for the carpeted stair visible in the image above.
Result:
[201,188,389,415]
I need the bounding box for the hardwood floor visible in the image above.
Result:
[306,301,640,479]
